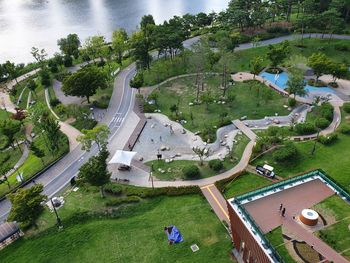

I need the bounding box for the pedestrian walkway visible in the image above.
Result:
[201,184,229,225]
[232,120,257,141]
[283,218,349,263]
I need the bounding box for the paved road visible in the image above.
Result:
[0,37,199,222]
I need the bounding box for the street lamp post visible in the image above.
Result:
[50,198,63,229]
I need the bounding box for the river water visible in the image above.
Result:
[0,0,229,64]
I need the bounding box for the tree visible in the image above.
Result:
[287,72,307,99]
[83,35,108,62]
[0,119,21,151]
[31,47,47,68]
[7,184,46,226]
[307,53,332,82]
[131,31,152,70]
[0,165,11,189]
[129,71,144,93]
[250,56,264,79]
[328,62,348,83]
[57,33,81,58]
[78,147,111,197]
[27,79,37,96]
[201,91,214,110]
[30,143,45,164]
[3,61,20,86]
[169,104,179,117]
[62,66,108,103]
[112,29,128,64]
[11,108,26,122]
[192,147,210,165]
[267,41,291,69]
[77,124,110,152]
[42,117,60,154]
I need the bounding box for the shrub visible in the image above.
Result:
[105,196,140,207]
[319,103,334,121]
[343,102,350,113]
[182,165,200,179]
[64,55,73,67]
[340,124,350,134]
[92,96,110,109]
[123,185,200,198]
[318,133,338,145]
[209,159,223,171]
[0,153,10,165]
[50,98,61,107]
[334,44,349,52]
[273,143,298,162]
[315,117,330,129]
[0,135,9,150]
[266,26,289,34]
[288,98,296,107]
[40,70,51,87]
[104,183,123,195]
[295,122,317,135]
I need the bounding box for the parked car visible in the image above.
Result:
[255,164,275,178]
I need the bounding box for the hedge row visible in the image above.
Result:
[104,183,201,198]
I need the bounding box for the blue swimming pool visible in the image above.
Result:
[259,71,335,94]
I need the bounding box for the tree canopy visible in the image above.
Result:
[62,66,108,103]
[57,33,81,58]
[77,124,110,152]
[7,184,46,226]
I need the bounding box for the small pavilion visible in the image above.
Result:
[0,222,21,250]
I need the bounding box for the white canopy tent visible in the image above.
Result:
[108,150,137,166]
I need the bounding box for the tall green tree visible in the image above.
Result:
[30,143,45,164]
[307,53,332,82]
[129,71,144,93]
[287,72,307,98]
[42,117,60,154]
[62,66,108,103]
[78,147,111,197]
[7,184,46,226]
[57,33,81,58]
[267,41,291,69]
[0,119,21,151]
[131,31,152,70]
[329,62,348,83]
[250,56,264,79]
[31,47,48,68]
[3,61,20,86]
[77,124,110,152]
[112,29,128,64]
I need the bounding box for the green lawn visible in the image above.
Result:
[0,146,22,170]
[0,190,232,263]
[0,109,10,120]
[223,172,270,199]
[149,75,289,142]
[144,38,350,87]
[314,196,350,260]
[147,134,250,180]
[251,131,350,191]
[0,132,69,198]
[265,227,296,263]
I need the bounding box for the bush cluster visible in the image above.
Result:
[315,117,330,129]
[318,133,338,145]
[122,185,201,198]
[273,143,298,162]
[318,103,334,121]
[295,122,317,135]
[0,135,9,150]
[288,98,296,107]
[182,165,200,179]
[209,159,223,171]
[50,98,61,107]
[104,183,123,195]
[343,102,350,113]
[340,124,350,135]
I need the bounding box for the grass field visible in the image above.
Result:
[265,227,296,263]
[314,196,350,260]
[0,189,232,263]
[0,132,69,198]
[147,134,250,180]
[223,172,271,199]
[144,38,350,86]
[149,75,289,141]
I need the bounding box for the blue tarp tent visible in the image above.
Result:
[165,225,183,244]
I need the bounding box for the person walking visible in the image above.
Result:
[279,204,283,212]
[281,207,286,217]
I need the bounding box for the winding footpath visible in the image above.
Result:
[0,34,349,222]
